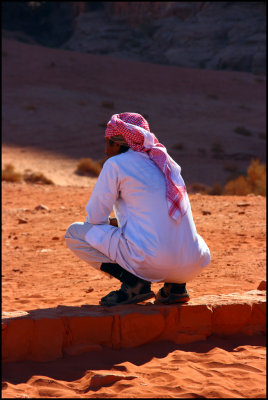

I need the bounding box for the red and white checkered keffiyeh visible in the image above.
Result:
[105,112,188,221]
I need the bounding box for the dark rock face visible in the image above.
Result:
[2,1,75,47]
[61,2,266,74]
[2,2,266,74]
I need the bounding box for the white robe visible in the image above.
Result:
[85,149,210,283]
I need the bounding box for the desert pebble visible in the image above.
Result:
[35,204,50,211]
[257,280,266,290]
[18,218,28,224]
[202,210,211,215]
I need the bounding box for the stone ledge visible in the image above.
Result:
[2,290,266,363]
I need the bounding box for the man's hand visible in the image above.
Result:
[109,217,118,227]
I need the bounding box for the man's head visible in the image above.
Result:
[105,112,152,155]
[105,137,129,158]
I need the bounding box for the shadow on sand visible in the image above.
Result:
[2,303,266,385]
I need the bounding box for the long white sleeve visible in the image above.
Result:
[86,159,119,225]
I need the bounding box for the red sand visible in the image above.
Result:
[2,37,266,398]
[2,182,266,398]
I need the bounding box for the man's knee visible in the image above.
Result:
[65,222,80,240]
[65,222,91,241]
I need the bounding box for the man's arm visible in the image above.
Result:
[86,159,119,225]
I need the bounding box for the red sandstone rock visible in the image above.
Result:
[120,311,165,347]
[249,302,266,335]
[68,315,114,347]
[2,318,34,362]
[257,281,266,290]
[212,303,252,335]
[178,304,212,335]
[2,291,266,363]
[29,318,64,362]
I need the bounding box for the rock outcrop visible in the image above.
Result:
[2,2,266,74]
[2,290,266,363]
[2,2,75,47]
[61,2,266,74]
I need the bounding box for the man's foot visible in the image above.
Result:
[99,281,155,307]
[155,283,190,304]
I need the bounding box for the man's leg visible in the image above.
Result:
[65,222,112,268]
[99,262,154,306]
[100,262,148,286]
[65,222,154,306]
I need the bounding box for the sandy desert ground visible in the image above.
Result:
[2,38,266,188]
[2,180,266,398]
[2,37,266,398]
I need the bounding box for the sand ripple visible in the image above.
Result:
[2,337,266,398]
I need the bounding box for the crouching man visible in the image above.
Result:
[65,112,211,306]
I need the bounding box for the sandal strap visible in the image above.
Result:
[155,284,190,304]
[100,282,154,306]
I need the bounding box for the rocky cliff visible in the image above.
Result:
[62,2,266,74]
[2,1,266,74]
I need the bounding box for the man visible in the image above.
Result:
[65,112,210,306]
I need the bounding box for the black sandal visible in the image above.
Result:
[155,283,190,304]
[100,282,155,306]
